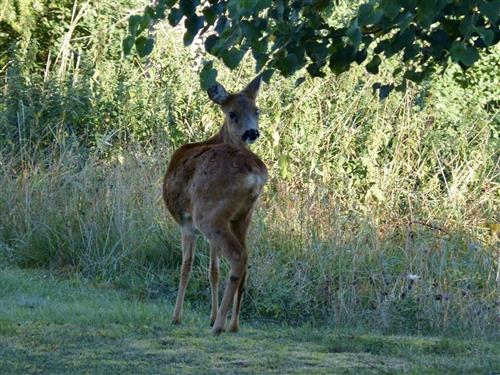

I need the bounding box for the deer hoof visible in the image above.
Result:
[211,326,225,336]
[228,324,239,333]
[171,317,182,325]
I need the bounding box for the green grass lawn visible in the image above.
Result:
[0,267,498,374]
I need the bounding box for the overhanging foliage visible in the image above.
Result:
[124,0,500,91]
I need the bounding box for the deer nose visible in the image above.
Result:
[242,129,260,143]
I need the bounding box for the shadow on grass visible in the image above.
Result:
[0,267,498,375]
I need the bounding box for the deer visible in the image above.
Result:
[162,75,267,335]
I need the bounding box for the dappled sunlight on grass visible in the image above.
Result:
[0,267,498,374]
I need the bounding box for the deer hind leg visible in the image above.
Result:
[228,215,251,333]
[228,268,247,332]
[198,221,247,336]
[213,245,247,336]
[172,230,197,324]
[209,244,220,326]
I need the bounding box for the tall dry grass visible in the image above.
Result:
[0,137,497,335]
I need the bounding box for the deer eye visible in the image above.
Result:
[228,112,238,122]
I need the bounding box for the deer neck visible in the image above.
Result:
[208,121,247,148]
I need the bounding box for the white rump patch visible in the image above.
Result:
[181,223,198,236]
[244,173,266,188]
[181,213,199,235]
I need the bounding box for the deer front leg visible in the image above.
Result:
[209,244,220,326]
[172,231,197,324]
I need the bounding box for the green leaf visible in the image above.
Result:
[459,14,476,38]
[154,2,168,19]
[403,43,419,61]
[122,36,135,56]
[397,11,414,31]
[294,77,306,87]
[416,0,436,27]
[240,21,260,42]
[378,84,394,100]
[278,53,299,76]
[254,52,269,72]
[450,41,480,66]
[200,61,218,90]
[355,49,368,64]
[204,35,219,53]
[239,0,257,10]
[140,6,154,32]
[358,3,382,26]
[180,0,198,15]
[404,68,425,82]
[390,27,415,54]
[380,0,401,20]
[358,3,372,25]
[128,15,142,36]
[188,14,205,34]
[164,0,178,7]
[329,60,349,75]
[395,79,407,92]
[366,55,382,74]
[227,0,244,18]
[329,44,355,75]
[346,20,361,48]
[261,69,274,83]
[184,15,205,46]
[202,7,216,25]
[401,0,417,9]
[256,0,272,12]
[222,48,246,69]
[305,41,328,62]
[416,0,447,28]
[217,26,243,51]
[478,0,500,23]
[135,36,154,57]
[215,16,228,33]
[168,8,184,26]
[475,26,494,46]
[307,62,327,78]
[253,37,268,54]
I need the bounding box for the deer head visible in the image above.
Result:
[207,75,262,144]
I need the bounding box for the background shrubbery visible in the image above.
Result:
[0,1,498,336]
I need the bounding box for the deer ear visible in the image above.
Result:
[242,75,262,100]
[207,83,230,105]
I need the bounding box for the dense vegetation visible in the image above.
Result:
[0,0,498,336]
[125,0,500,93]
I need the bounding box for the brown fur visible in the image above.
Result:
[162,76,267,335]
